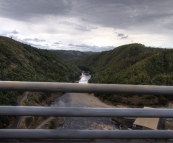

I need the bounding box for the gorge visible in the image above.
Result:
[51,72,118,130]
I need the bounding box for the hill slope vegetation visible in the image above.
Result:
[0,36,80,128]
[0,36,80,82]
[76,43,173,106]
[52,50,97,60]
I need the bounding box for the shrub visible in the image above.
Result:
[137,102,144,106]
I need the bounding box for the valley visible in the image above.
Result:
[0,36,173,130]
[50,73,118,130]
[1,1,173,141]
[17,72,119,130]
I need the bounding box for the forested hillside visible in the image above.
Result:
[52,50,97,60]
[0,36,81,128]
[76,43,173,106]
[0,36,80,82]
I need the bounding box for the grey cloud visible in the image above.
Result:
[0,33,7,36]
[76,26,89,32]
[51,42,61,46]
[23,38,32,41]
[5,36,47,49]
[136,13,173,25]
[116,32,128,39]
[23,38,46,42]
[0,0,72,21]
[53,42,60,45]
[71,0,173,33]
[51,44,56,47]
[1,30,18,36]
[33,38,46,42]
[69,44,74,46]
[117,33,125,37]
[8,35,18,39]
[30,43,47,49]
[11,30,18,34]
[2,35,113,52]
[60,20,98,31]
[69,44,114,52]
[121,35,128,39]
[1,0,173,49]
[0,0,173,33]
[76,25,98,31]
[26,42,114,52]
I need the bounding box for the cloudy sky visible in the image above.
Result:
[0,0,173,51]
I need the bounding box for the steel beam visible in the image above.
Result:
[0,81,173,95]
[0,130,173,139]
[0,106,173,117]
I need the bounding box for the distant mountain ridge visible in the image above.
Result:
[52,50,98,60]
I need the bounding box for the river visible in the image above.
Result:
[51,72,118,130]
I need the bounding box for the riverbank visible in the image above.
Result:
[71,93,127,108]
[54,92,118,130]
[18,72,124,129]
[19,92,64,129]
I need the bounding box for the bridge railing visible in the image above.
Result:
[0,81,173,140]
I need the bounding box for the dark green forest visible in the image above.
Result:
[76,43,173,106]
[0,36,80,82]
[0,36,81,128]
[52,50,97,60]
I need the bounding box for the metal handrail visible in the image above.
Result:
[0,106,173,117]
[0,81,173,140]
[0,130,173,139]
[0,81,173,94]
